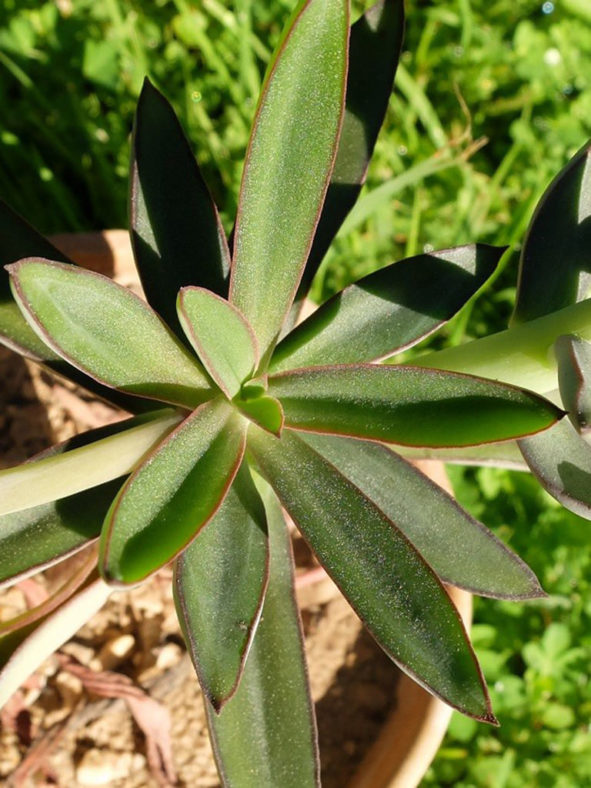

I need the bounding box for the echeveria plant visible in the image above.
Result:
[0,0,589,782]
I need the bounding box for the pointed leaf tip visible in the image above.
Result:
[270,365,563,448]
[237,395,284,437]
[248,427,492,720]
[175,462,269,710]
[300,433,545,601]
[206,478,319,785]
[555,334,591,434]
[131,79,230,338]
[513,140,591,323]
[230,0,350,358]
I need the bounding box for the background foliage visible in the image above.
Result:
[0,0,590,784]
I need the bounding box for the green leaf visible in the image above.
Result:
[272,245,503,371]
[293,0,404,315]
[0,203,151,412]
[131,79,230,340]
[512,141,591,324]
[0,546,96,635]
[269,365,562,447]
[236,394,284,437]
[0,409,181,516]
[230,0,349,359]
[519,419,591,520]
[300,433,543,599]
[555,334,591,433]
[248,427,495,721]
[177,287,258,398]
[174,462,269,711]
[207,476,319,786]
[8,259,212,408]
[100,400,246,585]
[0,576,111,708]
[0,479,120,588]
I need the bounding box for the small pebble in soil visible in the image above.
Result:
[76,749,146,786]
[92,634,136,671]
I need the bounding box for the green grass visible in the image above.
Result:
[1,1,591,785]
[424,466,591,787]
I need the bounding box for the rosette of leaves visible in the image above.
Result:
[0,0,568,783]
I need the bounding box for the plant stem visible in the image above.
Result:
[409,299,591,394]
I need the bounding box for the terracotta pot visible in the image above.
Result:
[42,231,472,787]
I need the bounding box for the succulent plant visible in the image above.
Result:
[0,0,589,783]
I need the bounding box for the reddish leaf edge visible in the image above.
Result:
[173,525,271,713]
[366,442,545,600]
[280,243,507,368]
[247,434,498,725]
[555,334,591,434]
[228,0,351,354]
[6,258,213,410]
[99,402,247,588]
[268,363,565,448]
[0,547,98,636]
[204,496,321,784]
[177,286,260,399]
[236,396,285,438]
[518,428,591,520]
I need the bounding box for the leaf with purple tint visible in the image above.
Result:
[0,202,149,410]
[8,259,212,408]
[291,0,405,318]
[248,426,495,722]
[131,79,230,339]
[206,476,319,786]
[178,287,258,399]
[272,245,503,371]
[230,0,349,358]
[175,462,269,711]
[300,432,544,599]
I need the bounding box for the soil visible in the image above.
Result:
[0,345,401,787]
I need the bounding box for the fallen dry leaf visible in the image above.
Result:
[58,655,177,786]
